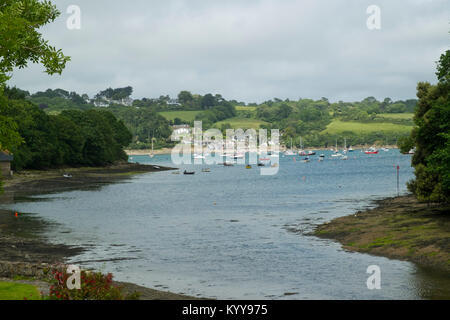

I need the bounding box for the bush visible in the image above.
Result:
[44,266,140,300]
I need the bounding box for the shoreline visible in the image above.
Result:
[125,145,399,156]
[314,195,450,273]
[0,162,199,300]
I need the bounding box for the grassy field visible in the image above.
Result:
[0,281,41,300]
[235,106,257,111]
[322,119,413,134]
[378,113,414,120]
[158,111,202,122]
[214,117,268,130]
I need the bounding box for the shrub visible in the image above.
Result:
[44,266,139,300]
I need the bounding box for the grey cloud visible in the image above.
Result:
[10,0,450,102]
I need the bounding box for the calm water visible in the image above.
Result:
[2,150,449,299]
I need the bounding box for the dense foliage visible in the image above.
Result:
[194,99,237,129]
[0,0,70,190]
[407,50,450,203]
[44,266,139,300]
[107,104,172,150]
[23,86,416,148]
[0,93,132,170]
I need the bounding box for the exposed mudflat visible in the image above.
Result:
[315,195,450,273]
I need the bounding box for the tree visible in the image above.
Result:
[436,50,450,84]
[0,0,70,191]
[407,49,450,203]
[0,0,70,85]
[178,91,194,105]
[201,94,216,109]
[398,136,414,154]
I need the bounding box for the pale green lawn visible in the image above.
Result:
[214,117,268,130]
[322,120,413,134]
[158,111,202,122]
[0,281,41,300]
[235,106,257,111]
[378,113,414,120]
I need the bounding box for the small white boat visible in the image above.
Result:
[364,147,379,154]
[193,154,205,159]
[284,150,296,156]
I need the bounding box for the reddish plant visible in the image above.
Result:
[44,265,139,300]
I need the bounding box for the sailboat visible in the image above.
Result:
[331,139,342,157]
[149,137,155,158]
[298,137,308,156]
[284,138,295,156]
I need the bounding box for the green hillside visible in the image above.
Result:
[158,111,202,122]
[322,119,414,135]
[214,117,268,130]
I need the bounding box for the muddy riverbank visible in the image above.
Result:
[314,195,450,273]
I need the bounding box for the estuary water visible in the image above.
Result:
[2,149,449,299]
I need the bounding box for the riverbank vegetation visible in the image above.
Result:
[0,0,70,192]
[404,50,450,203]
[1,91,132,170]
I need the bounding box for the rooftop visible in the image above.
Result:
[0,151,13,162]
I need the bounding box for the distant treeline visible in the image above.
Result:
[11,86,418,149]
[1,88,132,170]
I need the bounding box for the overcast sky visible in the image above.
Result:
[10,0,450,103]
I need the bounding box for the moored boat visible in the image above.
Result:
[364,147,379,154]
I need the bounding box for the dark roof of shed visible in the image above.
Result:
[0,151,13,162]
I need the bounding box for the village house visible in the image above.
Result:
[0,151,13,177]
[172,124,191,135]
